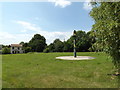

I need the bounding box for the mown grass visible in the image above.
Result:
[2,52,118,88]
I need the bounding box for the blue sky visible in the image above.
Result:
[0,0,94,45]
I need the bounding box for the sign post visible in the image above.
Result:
[73,30,77,58]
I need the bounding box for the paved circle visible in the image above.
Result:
[56,56,95,60]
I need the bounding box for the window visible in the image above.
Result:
[12,47,14,49]
[18,47,19,50]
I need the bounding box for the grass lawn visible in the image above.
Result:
[2,52,118,88]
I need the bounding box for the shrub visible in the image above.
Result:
[2,47,10,54]
[43,48,49,53]
[24,47,31,53]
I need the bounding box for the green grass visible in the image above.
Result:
[2,52,118,88]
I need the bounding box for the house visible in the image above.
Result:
[11,44,23,54]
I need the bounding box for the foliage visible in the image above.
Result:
[87,31,97,52]
[47,43,55,52]
[29,34,47,52]
[90,2,120,68]
[43,47,50,53]
[45,30,95,52]
[67,30,92,52]
[19,41,24,45]
[63,41,71,52]
[2,47,10,54]
[24,47,32,53]
[2,31,95,53]
[53,39,64,52]
[23,43,28,47]
[0,50,2,54]
[45,39,64,52]
[0,46,2,54]
[20,34,47,53]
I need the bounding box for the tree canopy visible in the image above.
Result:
[23,34,46,52]
[44,30,94,52]
[90,2,120,69]
[29,34,47,52]
[67,30,92,52]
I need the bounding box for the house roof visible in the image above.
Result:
[11,44,22,47]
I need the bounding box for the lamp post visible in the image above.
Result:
[73,30,77,58]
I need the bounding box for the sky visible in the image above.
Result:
[0,0,94,45]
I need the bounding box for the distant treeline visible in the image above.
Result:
[1,30,98,54]
[0,46,2,54]
[43,30,96,53]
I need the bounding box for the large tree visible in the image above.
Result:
[53,39,64,52]
[90,2,120,85]
[63,41,71,52]
[29,34,47,52]
[67,30,92,52]
[43,30,95,52]
[44,39,65,52]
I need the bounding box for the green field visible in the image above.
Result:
[2,52,118,88]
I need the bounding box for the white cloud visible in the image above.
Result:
[16,21,41,32]
[0,20,72,45]
[0,31,33,45]
[21,29,27,33]
[48,0,71,8]
[15,20,72,44]
[0,31,15,40]
[43,31,72,44]
[83,0,92,11]
[1,20,91,45]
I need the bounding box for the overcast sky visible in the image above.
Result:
[0,0,94,45]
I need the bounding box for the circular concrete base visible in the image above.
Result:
[56,56,95,60]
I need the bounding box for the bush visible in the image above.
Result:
[24,47,31,53]
[0,50,2,54]
[43,48,50,53]
[2,47,10,54]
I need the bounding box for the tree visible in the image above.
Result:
[87,31,96,52]
[19,41,24,45]
[19,42,30,53]
[2,47,10,54]
[63,41,71,52]
[0,46,2,54]
[29,34,47,52]
[23,43,28,47]
[43,47,50,53]
[24,47,31,53]
[47,43,54,52]
[45,39,64,52]
[90,2,120,81]
[53,39,64,52]
[43,30,94,53]
[67,30,92,52]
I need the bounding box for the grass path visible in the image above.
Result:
[2,52,117,88]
